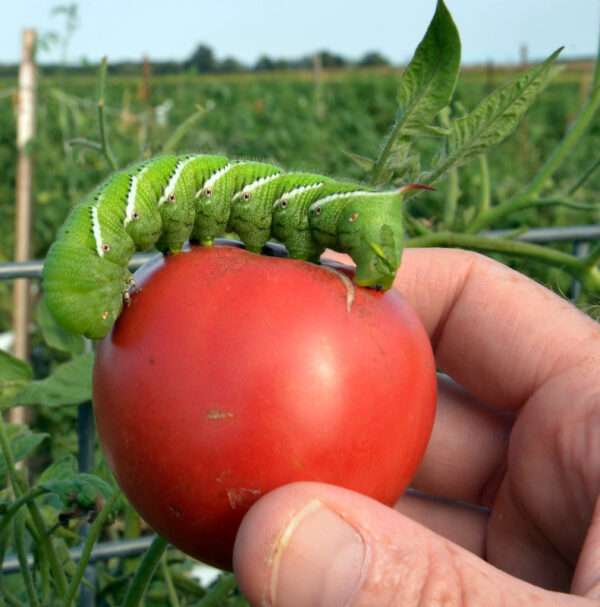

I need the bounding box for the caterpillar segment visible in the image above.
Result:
[271,179,365,262]
[42,153,408,339]
[229,172,329,254]
[192,160,282,245]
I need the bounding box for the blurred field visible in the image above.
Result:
[0,62,598,328]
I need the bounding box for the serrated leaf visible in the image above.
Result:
[403,123,452,138]
[14,352,94,407]
[40,473,113,509]
[0,349,32,409]
[0,425,48,478]
[396,0,461,127]
[447,48,562,167]
[37,297,85,355]
[38,454,78,484]
[371,1,460,185]
[389,153,421,181]
[343,151,375,172]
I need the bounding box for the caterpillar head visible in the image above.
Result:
[311,192,403,291]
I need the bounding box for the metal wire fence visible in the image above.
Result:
[1,228,599,600]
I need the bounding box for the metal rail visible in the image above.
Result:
[0,226,599,280]
[1,227,599,593]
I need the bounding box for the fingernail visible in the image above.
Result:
[268,499,366,607]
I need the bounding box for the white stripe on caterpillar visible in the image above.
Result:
[232,173,281,201]
[91,205,105,257]
[124,165,150,226]
[314,191,381,206]
[195,162,234,198]
[272,183,323,208]
[124,175,140,226]
[158,157,196,206]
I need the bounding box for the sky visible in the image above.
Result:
[0,0,598,66]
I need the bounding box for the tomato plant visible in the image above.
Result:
[93,245,437,570]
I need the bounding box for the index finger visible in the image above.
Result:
[324,248,600,410]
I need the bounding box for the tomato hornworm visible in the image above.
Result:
[42,153,411,339]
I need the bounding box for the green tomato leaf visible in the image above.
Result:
[0,349,32,410]
[396,0,461,128]
[40,473,113,509]
[38,454,78,484]
[343,151,375,173]
[371,0,460,184]
[37,297,85,355]
[446,48,563,169]
[14,352,94,407]
[0,425,48,478]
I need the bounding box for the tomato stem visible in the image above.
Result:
[64,491,120,607]
[121,534,169,607]
[406,231,599,293]
[0,415,69,597]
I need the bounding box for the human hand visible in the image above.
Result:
[232,248,600,606]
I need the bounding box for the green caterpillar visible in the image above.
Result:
[43,153,411,340]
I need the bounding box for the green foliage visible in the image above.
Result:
[396,0,460,129]
[0,424,47,478]
[0,350,32,408]
[371,0,460,184]
[444,49,563,175]
[40,472,112,510]
[14,352,93,407]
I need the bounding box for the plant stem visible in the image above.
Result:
[568,156,600,195]
[160,555,181,607]
[466,77,600,233]
[0,587,25,607]
[121,535,169,607]
[63,491,120,607]
[66,137,103,152]
[405,231,598,286]
[584,242,600,268]
[97,57,118,171]
[13,513,41,607]
[370,117,403,186]
[0,487,44,537]
[0,528,26,607]
[161,105,207,154]
[0,418,68,595]
[443,166,459,228]
[26,504,69,596]
[196,574,237,607]
[478,154,491,214]
[403,213,431,237]
[0,418,27,498]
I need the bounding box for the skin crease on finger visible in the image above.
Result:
[306,249,600,593]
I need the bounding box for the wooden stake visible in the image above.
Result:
[11,29,37,425]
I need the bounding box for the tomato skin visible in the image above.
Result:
[93,245,436,570]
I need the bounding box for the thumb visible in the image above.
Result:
[233,482,587,607]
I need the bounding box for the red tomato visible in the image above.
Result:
[93,245,436,570]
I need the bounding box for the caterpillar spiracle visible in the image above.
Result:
[42,154,413,340]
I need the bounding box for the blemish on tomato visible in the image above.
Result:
[216,469,232,484]
[207,409,234,420]
[227,488,261,510]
